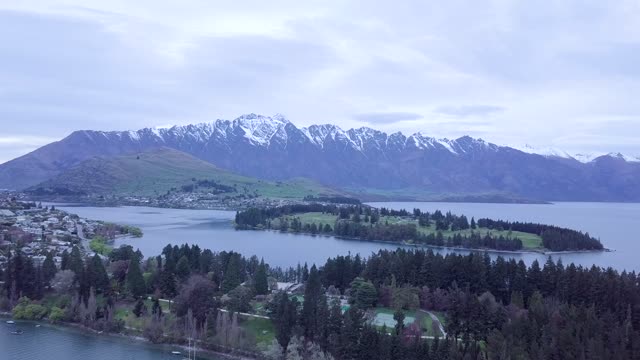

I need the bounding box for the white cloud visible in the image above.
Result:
[0,0,639,160]
[0,135,60,164]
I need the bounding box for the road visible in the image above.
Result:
[76,224,91,253]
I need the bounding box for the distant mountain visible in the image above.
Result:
[511,144,640,164]
[28,147,341,199]
[2,113,640,201]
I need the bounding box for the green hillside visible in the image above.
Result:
[29,147,342,199]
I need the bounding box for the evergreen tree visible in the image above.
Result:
[176,255,191,280]
[69,246,84,276]
[42,252,57,286]
[159,270,177,298]
[221,253,243,293]
[302,265,322,341]
[126,259,146,298]
[394,309,405,336]
[60,250,70,271]
[254,259,269,295]
[352,277,378,309]
[34,266,44,300]
[275,292,296,356]
[151,298,163,318]
[86,254,109,294]
[133,298,146,317]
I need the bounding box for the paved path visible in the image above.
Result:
[420,310,447,337]
[218,308,270,320]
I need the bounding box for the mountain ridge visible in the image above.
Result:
[63,114,640,164]
[27,147,343,200]
[2,113,640,201]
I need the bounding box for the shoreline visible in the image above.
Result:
[238,227,609,256]
[0,313,258,360]
[28,197,559,212]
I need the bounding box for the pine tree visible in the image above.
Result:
[126,259,146,298]
[60,250,70,271]
[86,254,109,293]
[133,298,146,317]
[254,259,269,295]
[221,253,243,293]
[176,255,191,280]
[394,309,405,336]
[160,270,177,298]
[302,265,322,341]
[151,298,162,318]
[275,292,296,355]
[42,252,57,286]
[69,246,84,276]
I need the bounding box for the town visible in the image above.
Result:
[0,193,140,270]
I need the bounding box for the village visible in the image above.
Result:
[0,193,137,270]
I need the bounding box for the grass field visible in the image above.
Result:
[291,212,338,225]
[382,215,543,249]
[242,317,275,346]
[272,211,544,249]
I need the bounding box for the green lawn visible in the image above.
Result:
[272,212,337,232]
[242,317,275,346]
[271,212,544,249]
[416,224,543,249]
[381,216,543,249]
[291,212,338,225]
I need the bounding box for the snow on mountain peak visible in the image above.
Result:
[512,144,573,159]
[512,145,640,163]
[232,114,290,146]
[110,114,639,163]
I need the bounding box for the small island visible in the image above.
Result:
[235,204,604,253]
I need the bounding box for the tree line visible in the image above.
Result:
[477,218,603,251]
[235,205,604,251]
[272,249,640,359]
[2,241,640,359]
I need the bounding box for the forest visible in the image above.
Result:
[2,239,637,359]
[235,205,604,252]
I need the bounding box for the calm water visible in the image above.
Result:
[53,202,640,272]
[0,320,220,360]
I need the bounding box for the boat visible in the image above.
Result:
[6,320,15,324]
[35,324,41,328]
[171,351,181,356]
[10,330,24,335]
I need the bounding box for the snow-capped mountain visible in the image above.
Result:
[1,113,640,201]
[512,144,640,164]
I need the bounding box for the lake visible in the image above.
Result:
[53,202,640,272]
[0,319,220,360]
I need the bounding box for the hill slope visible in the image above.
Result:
[3,113,640,201]
[28,147,342,199]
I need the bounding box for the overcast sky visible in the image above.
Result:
[1,0,640,163]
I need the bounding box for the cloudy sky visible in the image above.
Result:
[1,0,640,163]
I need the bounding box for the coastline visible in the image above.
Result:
[0,313,258,360]
[238,227,609,256]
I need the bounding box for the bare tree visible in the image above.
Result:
[52,270,76,293]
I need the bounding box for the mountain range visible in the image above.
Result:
[2,113,639,201]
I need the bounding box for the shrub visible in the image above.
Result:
[12,297,48,320]
[49,306,65,323]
